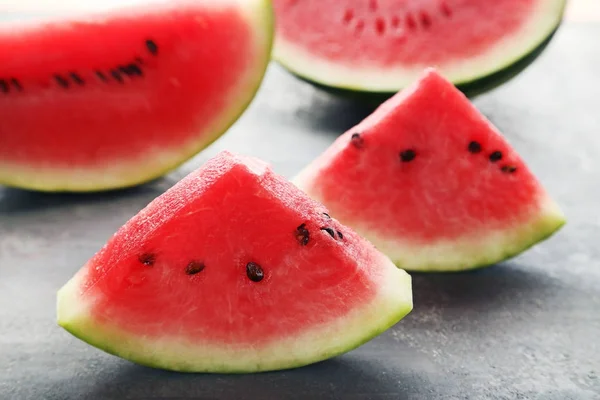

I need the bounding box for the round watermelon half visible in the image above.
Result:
[272,0,566,97]
[56,151,413,373]
[293,68,566,272]
[0,0,273,192]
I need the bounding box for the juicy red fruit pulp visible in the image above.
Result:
[274,0,537,66]
[0,4,255,168]
[82,154,377,346]
[304,69,543,242]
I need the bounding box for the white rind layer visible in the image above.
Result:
[294,166,566,272]
[57,251,412,373]
[273,0,566,92]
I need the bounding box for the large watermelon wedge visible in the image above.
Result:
[294,68,566,272]
[57,151,413,373]
[0,0,273,192]
[272,0,566,98]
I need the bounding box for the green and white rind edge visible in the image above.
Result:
[294,172,566,272]
[0,0,274,193]
[362,197,565,272]
[56,253,413,373]
[272,0,566,93]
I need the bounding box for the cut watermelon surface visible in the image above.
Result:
[57,151,413,373]
[273,0,566,94]
[294,69,565,272]
[0,0,273,192]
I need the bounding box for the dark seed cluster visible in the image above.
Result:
[4,39,155,93]
[119,63,144,77]
[136,253,268,283]
[70,72,85,86]
[0,78,22,93]
[111,69,124,83]
[344,1,452,37]
[321,227,336,238]
[468,141,517,174]
[54,75,70,88]
[96,71,108,81]
[295,223,310,246]
[320,226,344,240]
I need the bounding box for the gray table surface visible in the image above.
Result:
[1,22,599,400]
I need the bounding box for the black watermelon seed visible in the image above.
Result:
[399,149,416,162]
[121,63,143,77]
[10,78,22,91]
[489,151,503,162]
[336,231,344,240]
[119,65,130,75]
[185,261,205,275]
[138,253,156,266]
[323,212,331,219]
[351,132,364,148]
[468,141,482,153]
[96,71,107,81]
[145,39,158,55]
[246,262,264,282]
[295,223,310,246]
[320,227,336,238]
[111,69,124,83]
[54,75,69,88]
[70,72,84,85]
[501,165,517,174]
[0,80,8,93]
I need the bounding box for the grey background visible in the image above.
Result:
[1,23,599,400]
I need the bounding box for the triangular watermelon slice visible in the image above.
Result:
[294,68,565,272]
[0,0,273,192]
[57,151,413,373]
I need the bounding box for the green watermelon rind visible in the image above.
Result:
[56,255,413,373]
[286,27,559,102]
[272,0,567,100]
[296,175,567,273]
[0,0,275,193]
[382,199,566,272]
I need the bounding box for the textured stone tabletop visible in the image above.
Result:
[1,20,599,400]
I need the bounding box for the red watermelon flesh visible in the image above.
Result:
[57,151,413,373]
[273,0,566,92]
[0,0,273,192]
[294,68,565,272]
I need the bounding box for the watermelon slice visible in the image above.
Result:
[56,151,413,373]
[272,0,566,96]
[293,68,565,272]
[0,0,273,192]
